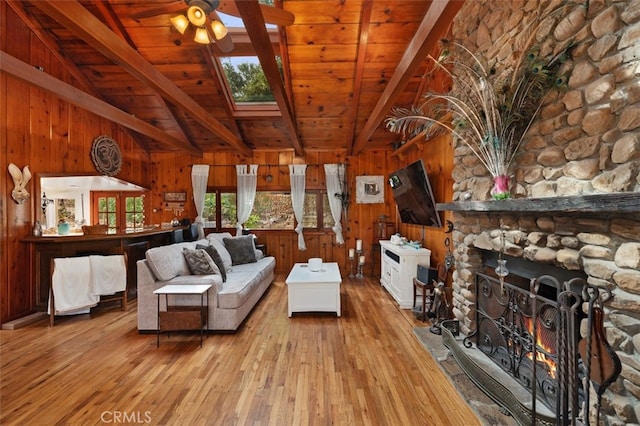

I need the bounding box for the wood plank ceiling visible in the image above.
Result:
[2,0,462,157]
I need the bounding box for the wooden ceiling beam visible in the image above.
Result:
[30,0,252,157]
[0,52,202,156]
[92,0,193,150]
[202,44,245,141]
[235,0,304,157]
[346,0,374,156]
[351,0,463,155]
[5,0,98,97]
[5,0,190,154]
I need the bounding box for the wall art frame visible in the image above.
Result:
[163,192,187,202]
[356,175,384,204]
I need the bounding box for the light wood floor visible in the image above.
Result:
[0,274,481,426]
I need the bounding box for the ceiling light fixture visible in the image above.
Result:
[194,27,211,44]
[170,0,227,45]
[170,15,189,34]
[187,4,207,26]
[210,19,227,39]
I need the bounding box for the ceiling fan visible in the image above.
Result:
[133,1,295,53]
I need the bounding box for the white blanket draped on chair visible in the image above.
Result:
[90,255,127,295]
[49,255,127,316]
[50,257,98,315]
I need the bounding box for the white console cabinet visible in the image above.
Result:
[379,241,431,309]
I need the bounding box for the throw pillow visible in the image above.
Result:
[196,244,227,282]
[223,235,257,265]
[146,244,191,281]
[183,248,221,276]
[206,236,233,272]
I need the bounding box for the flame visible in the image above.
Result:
[524,317,557,379]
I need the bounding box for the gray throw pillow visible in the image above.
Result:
[183,248,221,276]
[196,244,227,282]
[223,236,257,265]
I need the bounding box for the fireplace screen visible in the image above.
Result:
[475,272,585,414]
[441,253,624,424]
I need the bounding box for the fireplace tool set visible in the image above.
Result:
[413,221,455,334]
[427,235,455,335]
[539,277,621,425]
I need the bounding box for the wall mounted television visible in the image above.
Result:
[388,159,443,228]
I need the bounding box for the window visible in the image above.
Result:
[125,194,145,231]
[221,57,277,104]
[203,191,236,229]
[94,192,118,233]
[216,8,282,112]
[204,189,333,232]
[92,191,146,233]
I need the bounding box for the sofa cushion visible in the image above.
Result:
[196,244,227,282]
[224,235,257,265]
[205,232,233,245]
[162,274,221,286]
[217,257,275,309]
[217,269,261,309]
[255,248,264,260]
[145,242,193,281]
[206,233,233,272]
[183,248,221,276]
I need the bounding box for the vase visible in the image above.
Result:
[57,222,70,235]
[491,175,511,200]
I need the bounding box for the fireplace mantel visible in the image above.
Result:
[437,192,640,215]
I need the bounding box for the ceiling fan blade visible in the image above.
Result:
[218,1,295,26]
[215,32,234,53]
[130,2,186,20]
[209,10,234,53]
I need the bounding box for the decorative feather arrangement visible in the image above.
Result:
[386,5,577,186]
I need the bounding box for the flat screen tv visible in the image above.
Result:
[388,160,443,228]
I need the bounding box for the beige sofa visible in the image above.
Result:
[137,232,275,332]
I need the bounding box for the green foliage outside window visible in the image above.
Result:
[221,57,282,103]
[204,190,333,231]
[125,195,145,229]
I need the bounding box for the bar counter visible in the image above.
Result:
[23,227,179,311]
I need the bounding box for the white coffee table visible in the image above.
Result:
[285,262,342,317]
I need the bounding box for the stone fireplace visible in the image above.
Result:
[442,1,640,424]
[440,197,640,425]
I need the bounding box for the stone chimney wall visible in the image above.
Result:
[449,1,640,424]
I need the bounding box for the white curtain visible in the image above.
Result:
[289,164,307,250]
[324,164,345,244]
[236,164,258,235]
[191,165,210,239]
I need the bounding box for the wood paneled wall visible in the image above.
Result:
[1,4,150,324]
[392,134,455,270]
[1,3,454,324]
[147,138,454,276]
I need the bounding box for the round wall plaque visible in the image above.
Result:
[91,135,122,176]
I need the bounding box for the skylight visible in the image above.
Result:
[215,3,281,110]
[221,56,277,104]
